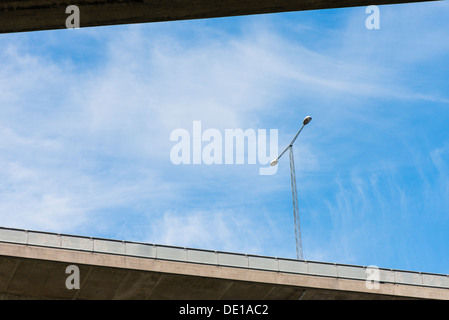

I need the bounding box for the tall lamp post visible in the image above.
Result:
[270,116,312,260]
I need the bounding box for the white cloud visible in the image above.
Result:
[0,4,448,273]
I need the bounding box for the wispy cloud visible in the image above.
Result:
[0,2,448,273]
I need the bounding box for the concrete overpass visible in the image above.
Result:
[0,0,441,34]
[0,227,448,300]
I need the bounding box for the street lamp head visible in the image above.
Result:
[270,158,278,166]
[303,116,312,126]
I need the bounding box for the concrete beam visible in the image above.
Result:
[0,243,424,299]
[1,228,449,299]
[0,0,440,34]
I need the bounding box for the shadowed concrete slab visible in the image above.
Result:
[0,0,440,34]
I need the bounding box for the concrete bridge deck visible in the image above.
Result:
[0,0,440,34]
[0,227,448,299]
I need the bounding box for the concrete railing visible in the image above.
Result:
[0,226,448,290]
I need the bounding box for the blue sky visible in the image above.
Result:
[0,1,448,275]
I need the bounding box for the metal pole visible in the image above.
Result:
[289,146,303,260]
[276,124,305,163]
[270,116,311,260]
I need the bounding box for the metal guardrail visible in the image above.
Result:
[0,226,448,290]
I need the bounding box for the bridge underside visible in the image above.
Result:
[0,0,440,34]
[0,255,406,300]
[1,253,411,300]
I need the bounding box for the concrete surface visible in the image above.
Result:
[0,227,448,299]
[0,0,440,34]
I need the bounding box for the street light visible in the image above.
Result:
[270,116,312,260]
